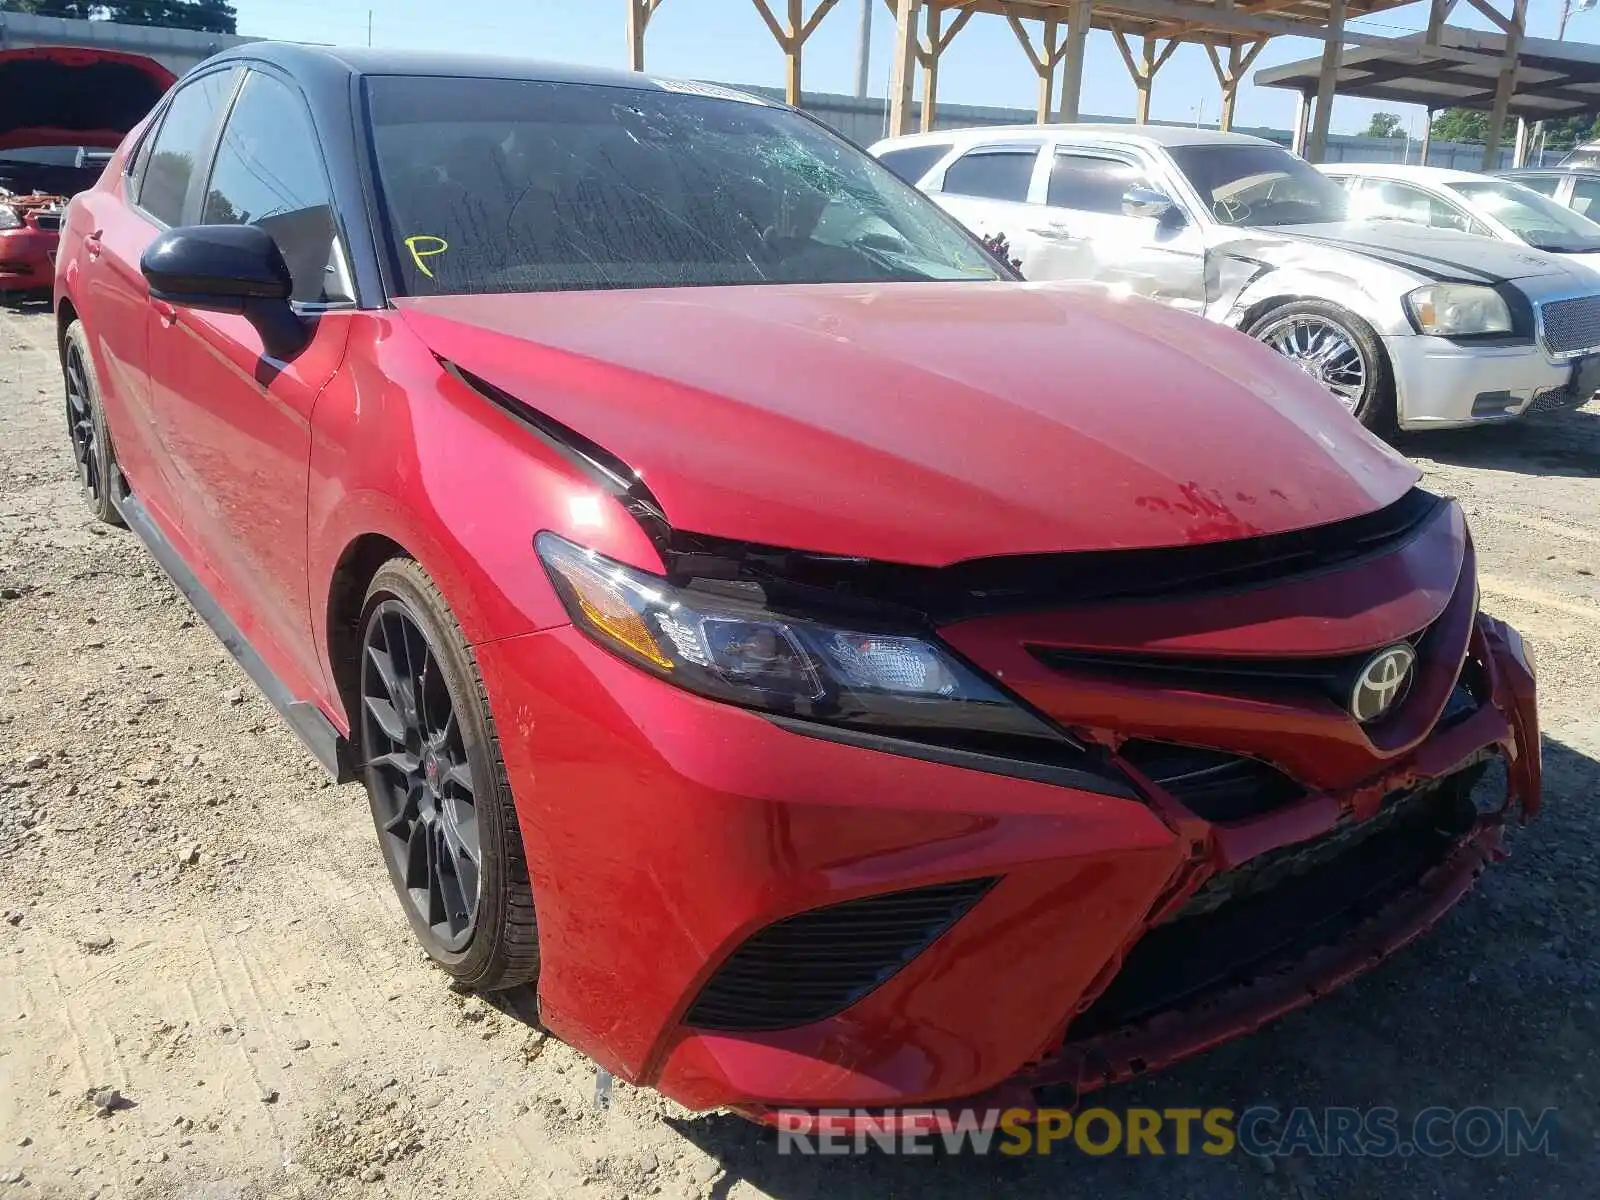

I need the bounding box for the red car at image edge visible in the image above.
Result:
[53,44,1542,1125]
[0,47,174,291]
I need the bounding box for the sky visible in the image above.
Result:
[231,0,1598,139]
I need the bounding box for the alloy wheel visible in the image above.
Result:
[360,600,482,952]
[64,341,101,500]
[1256,313,1368,411]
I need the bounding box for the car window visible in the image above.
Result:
[1450,179,1600,253]
[135,69,238,227]
[365,77,1004,296]
[201,71,351,304]
[1047,151,1155,213]
[1571,180,1600,218]
[1350,180,1474,233]
[876,143,951,185]
[941,147,1039,202]
[1168,143,1347,227]
[1514,175,1562,198]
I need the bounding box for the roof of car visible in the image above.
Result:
[202,40,745,95]
[1504,164,1600,178]
[872,123,1278,151]
[1319,163,1498,186]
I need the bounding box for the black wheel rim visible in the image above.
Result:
[64,342,100,499]
[360,600,482,952]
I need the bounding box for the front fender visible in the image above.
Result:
[306,313,665,727]
[1206,238,1419,337]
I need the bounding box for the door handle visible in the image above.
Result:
[152,299,178,328]
[1029,224,1076,241]
[83,230,104,260]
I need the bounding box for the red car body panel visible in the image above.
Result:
[396,287,1419,563]
[0,48,174,290]
[53,48,1541,1122]
[0,221,56,290]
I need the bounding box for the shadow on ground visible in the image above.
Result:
[1397,407,1600,478]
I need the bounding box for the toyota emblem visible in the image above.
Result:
[1350,643,1417,723]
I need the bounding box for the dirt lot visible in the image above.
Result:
[1,298,1597,1200]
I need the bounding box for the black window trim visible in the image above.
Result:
[875,141,956,186]
[197,62,359,313]
[1046,145,1159,213]
[937,139,1044,202]
[125,65,245,231]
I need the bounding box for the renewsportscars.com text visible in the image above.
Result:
[774,1106,1560,1158]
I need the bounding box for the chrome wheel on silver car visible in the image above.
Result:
[1246,300,1395,435]
[1255,314,1366,409]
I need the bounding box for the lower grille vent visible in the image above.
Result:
[1067,767,1483,1041]
[684,877,997,1031]
[1118,740,1305,822]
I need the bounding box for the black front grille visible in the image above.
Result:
[1117,740,1304,822]
[1540,295,1600,357]
[683,878,997,1031]
[1067,766,1484,1041]
[1031,644,1390,709]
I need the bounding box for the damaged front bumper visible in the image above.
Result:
[732,612,1540,1130]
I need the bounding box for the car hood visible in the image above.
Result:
[0,47,174,153]
[397,282,1419,566]
[1265,220,1575,284]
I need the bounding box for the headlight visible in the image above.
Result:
[0,206,20,231]
[1404,284,1512,336]
[535,532,1061,742]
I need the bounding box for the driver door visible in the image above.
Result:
[142,66,355,705]
[1031,146,1206,313]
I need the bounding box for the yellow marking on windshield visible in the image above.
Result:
[405,235,449,278]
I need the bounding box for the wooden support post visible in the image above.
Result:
[887,0,921,136]
[1481,0,1526,169]
[626,0,665,72]
[1113,30,1178,125]
[1058,0,1092,123]
[1008,13,1080,124]
[751,0,840,107]
[1006,13,1062,123]
[920,4,941,130]
[1205,37,1268,132]
[1420,108,1434,165]
[1425,0,1458,43]
[786,0,804,105]
[1305,0,1344,162]
[912,5,969,132]
[1291,88,1311,156]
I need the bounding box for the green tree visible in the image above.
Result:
[0,0,235,31]
[1429,108,1515,146]
[1362,112,1405,139]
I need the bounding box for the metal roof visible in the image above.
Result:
[937,0,1418,46]
[1254,26,1600,119]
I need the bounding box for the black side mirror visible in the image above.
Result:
[141,224,308,359]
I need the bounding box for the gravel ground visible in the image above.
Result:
[1,297,1597,1200]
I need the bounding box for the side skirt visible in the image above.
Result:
[115,491,356,783]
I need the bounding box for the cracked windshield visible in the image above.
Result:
[366,76,1004,294]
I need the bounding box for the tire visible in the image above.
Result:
[62,319,124,526]
[356,557,540,991]
[1246,300,1397,435]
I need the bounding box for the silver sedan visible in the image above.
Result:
[871,125,1600,433]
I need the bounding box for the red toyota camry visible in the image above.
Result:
[55,44,1540,1124]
